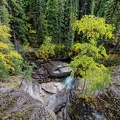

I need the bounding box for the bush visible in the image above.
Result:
[35,36,55,61]
[54,44,66,57]
[0,24,23,79]
[69,49,111,96]
[69,15,114,97]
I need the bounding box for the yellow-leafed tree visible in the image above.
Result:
[69,15,114,97]
[0,24,23,78]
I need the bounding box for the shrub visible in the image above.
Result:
[69,46,111,96]
[0,24,23,79]
[69,15,114,97]
[35,36,55,61]
[54,44,66,57]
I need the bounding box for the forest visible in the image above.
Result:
[0,0,120,120]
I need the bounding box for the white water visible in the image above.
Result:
[61,76,75,89]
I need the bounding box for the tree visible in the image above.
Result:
[0,0,10,25]
[7,0,28,47]
[69,15,114,97]
[0,24,23,78]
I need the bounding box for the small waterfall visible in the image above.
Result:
[61,76,75,89]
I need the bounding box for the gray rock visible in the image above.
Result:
[0,87,56,120]
[92,113,106,120]
[53,82,65,91]
[30,105,56,120]
[38,67,47,75]
[32,74,40,79]
[41,82,58,94]
[44,61,71,78]
[46,89,68,113]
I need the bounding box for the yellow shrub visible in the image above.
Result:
[0,25,11,39]
[0,24,23,78]
[0,41,9,50]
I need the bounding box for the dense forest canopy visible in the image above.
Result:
[0,0,119,47]
[0,0,120,96]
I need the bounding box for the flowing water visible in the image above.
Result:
[60,76,75,89]
[60,76,107,120]
[23,73,120,120]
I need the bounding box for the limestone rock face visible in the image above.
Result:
[0,87,56,120]
[41,82,64,94]
[24,81,65,103]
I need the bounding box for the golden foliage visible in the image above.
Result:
[0,25,11,39]
[0,25,23,77]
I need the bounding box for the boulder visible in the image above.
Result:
[44,61,71,78]
[24,80,65,102]
[38,67,48,75]
[41,82,58,94]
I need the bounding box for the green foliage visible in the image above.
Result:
[72,43,108,62]
[35,36,55,61]
[72,15,115,43]
[69,15,113,97]
[0,0,10,25]
[44,0,59,42]
[69,54,111,96]
[22,61,35,81]
[105,0,120,31]
[0,24,23,79]
[54,44,66,57]
[0,60,9,78]
[6,0,28,43]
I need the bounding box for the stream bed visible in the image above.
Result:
[0,62,120,120]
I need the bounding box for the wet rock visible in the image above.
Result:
[32,61,71,83]
[57,107,71,120]
[44,61,71,78]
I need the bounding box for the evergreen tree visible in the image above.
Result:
[0,0,10,25]
[7,0,28,48]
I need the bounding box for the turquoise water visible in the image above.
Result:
[61,76,75,89]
